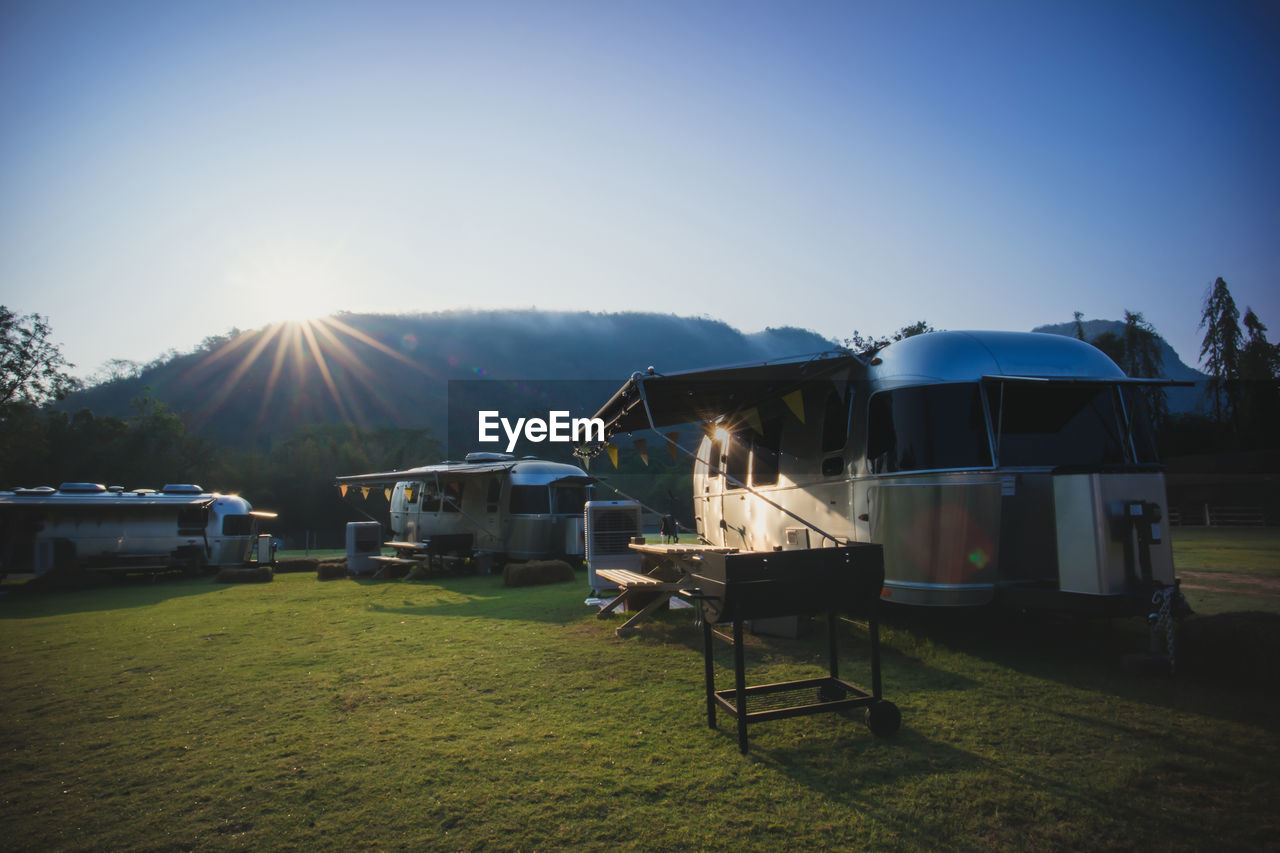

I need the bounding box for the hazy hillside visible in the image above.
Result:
[60,311,838,450]
[1033,319,1206,414]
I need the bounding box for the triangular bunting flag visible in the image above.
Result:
[360,486,371,499]
[634,439,649,466]
[744,407,764,435]
[384,487,392,501]
[783,389,805,423]
[339,484,348,497]
[666,433,680,461]
[606,443,619,469]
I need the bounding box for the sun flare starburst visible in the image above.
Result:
[183,317,436,433]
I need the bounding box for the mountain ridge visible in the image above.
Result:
[57,310,1208,449]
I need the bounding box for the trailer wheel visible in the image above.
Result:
[864,700,901,737]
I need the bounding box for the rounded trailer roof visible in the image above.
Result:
[869,330,1126,387]
[507,459,592,486]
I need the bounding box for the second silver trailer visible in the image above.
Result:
[337,453,593,565]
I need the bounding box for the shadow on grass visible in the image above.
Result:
[754,722,1269,851]
[0,572,225,619]
[879,603,1280,724]
[750,730,991,848]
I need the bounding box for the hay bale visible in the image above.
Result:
[317,561,349,580]
[1179,611,1280,692]
[275,558,318,574]
[503,559,575,587]
[215,566,273,583]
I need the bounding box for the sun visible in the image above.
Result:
[226,241,353,327]
[181,315,434,431]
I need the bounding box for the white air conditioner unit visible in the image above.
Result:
[345,522,383,576]
[584,499,643,595]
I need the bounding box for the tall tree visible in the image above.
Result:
[1199,277,1242,425]
[1,307,77,482]
[1121,310,1168,427]
[1238,307,1280,447]
[1090,330,1125,364]
[1073,311,1087,341]
[0,306,76,411]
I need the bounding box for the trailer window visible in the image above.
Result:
[552,485,588,515]
[486,478,501,513]
[421,481,440,512]
[750,418,782,487]
[988,383,1128,467]
[704,438,721,479]
[724,431,749,489]
[510,485,550,515]
[221,514,252,536]
[177,506,206,534]
[867,384,993,474]
[821,390,850,453]
[442,480,464,512]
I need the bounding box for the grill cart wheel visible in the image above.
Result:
[864,700,901,737]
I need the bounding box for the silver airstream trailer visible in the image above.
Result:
[0,483,273,578]
[592,330,1183,616]
[336,453,593,565]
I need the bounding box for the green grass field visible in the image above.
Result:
[1,529,1277,851]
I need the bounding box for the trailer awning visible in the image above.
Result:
[335,461,517,487]
[592,352,858,439]
[982,374,1197,386]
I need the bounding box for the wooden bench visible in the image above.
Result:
[594,568,665,588]
[369,555,422,567]
[366,554,423,579]
[382,535,476,577]
[594,568,690,637]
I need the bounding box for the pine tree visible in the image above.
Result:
[1198,277,1242,425]
[1239,307,1280,447]
[1122,310,1168,427]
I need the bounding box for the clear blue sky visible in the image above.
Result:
[2,0,1277,379]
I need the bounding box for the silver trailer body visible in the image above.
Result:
[594,331,1178,614]
[337,453,592,563]
[0,483,269,576]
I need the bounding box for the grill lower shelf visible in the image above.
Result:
[712,676,875,722]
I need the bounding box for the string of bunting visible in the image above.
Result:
[336,484,392,500]
[340,386,821,480]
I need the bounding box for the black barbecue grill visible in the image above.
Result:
[682,543,900,753]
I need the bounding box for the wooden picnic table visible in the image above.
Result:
[376,537,475,577]
[594,543,739,637]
